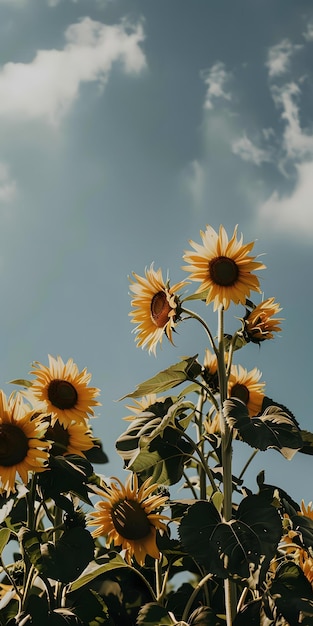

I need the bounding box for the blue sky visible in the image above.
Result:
[0,0,312,502]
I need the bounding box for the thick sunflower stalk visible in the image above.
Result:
[0,224,312,626]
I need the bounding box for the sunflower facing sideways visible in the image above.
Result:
[129,264,187,354]
[228,364,265,417]
[44,418,94,457]
[29,355,100,428]
[243,297,283,343]
[182,224,265,310]
[87,473,169,566]
[0,391,50,496]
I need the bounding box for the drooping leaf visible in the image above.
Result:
[85,439,109,464]
[66,588,112,625]
[120,356,202,399]
[0,527,11,555]
[236,494,282,563]
[299,430,313,455]
[70,553,128,591]
[270,562,313,624]
[136,602,175,625]
[37,455,95,507]
[129,426,193,485]
[224,398,303,459]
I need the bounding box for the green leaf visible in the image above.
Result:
[66,588,112,625]
[0,527,10,555]
[299,430,313,455]
[37,455,95,507]
[224,398,303,459]
[136,602,175,625]
[120,356,201,399]
[129,426,193,486]
[182,289,209,302]
[70,553,128,591]
[85,438,109,464]
[8,378,32,388]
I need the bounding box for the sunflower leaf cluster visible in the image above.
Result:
[0,224,312,626]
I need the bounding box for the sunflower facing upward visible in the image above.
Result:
[129,264,187,354]
[182,224,265,310]
[29,355,100,428]
[88,473,169,566]
[0,391,50,496]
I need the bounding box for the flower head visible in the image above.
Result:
[123,394,165,421]
[129,264,187,354]
[45,418,94,457]
[243,298,283,343]
[0,391,50,496]
[87,473,169,565]
[29,355,101,427]
[228,365,265,417]
[182,224,265,310]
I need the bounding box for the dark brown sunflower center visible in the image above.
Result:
[209,256,239,286]
[47,380,78,410]
[46,421,70,456]
[150,291,171,328]
[0,423,29,466]
[112,499,151,540]
[231,383,250,404]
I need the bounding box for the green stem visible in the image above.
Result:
[181,572,213,622]
[238,449,258,481]
[182,470,198,499]
[155,558,162,601]
[195,391,207,500]
[217,305,236,625]
[181,307,218,355]
[177,428,218,493]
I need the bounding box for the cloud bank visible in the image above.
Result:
[0,17,146,125]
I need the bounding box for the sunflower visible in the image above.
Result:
[129,264,187,354]
[29,355,100,427]
[182,224,265,310]
[123,394,165,421]
[299,500,313,521]
[0,391,50,496]
[228,365,265,417]
[87,473,169,565]
[244,298,283,343]
[45,418,94,457]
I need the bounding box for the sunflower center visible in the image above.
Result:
[112,499,151,540]
[231,383,250,404]
[150,291,171,328]
[0,423,29,466]
[47,380,78,410]
[209,256,239,286]
[46,421,70,455]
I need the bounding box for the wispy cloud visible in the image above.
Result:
[266,39,301,78]
[271,82,313,160]
[0,162,17,203]
[258,160,313,238]
[232,133,272,166]
[0,17,146,125]
[184,159,205,209]
[201,61,232,110]
[303,22,313,42]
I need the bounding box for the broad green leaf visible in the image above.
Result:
[70,553,128,591]
[224,398,303,459]
[136,602,175,625]
[0,528,10,555]
[120,356,201,399]
[129,426,193,486]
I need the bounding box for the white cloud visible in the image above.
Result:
[0,162,17,203]
[0,17,146,125]
[258,161,313,238]
[184,159,205,208]
[271,82,313,159]
[201,62,232,110]
[266,39,300,78]
[232,133,272,166]
[303,22,313,42]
